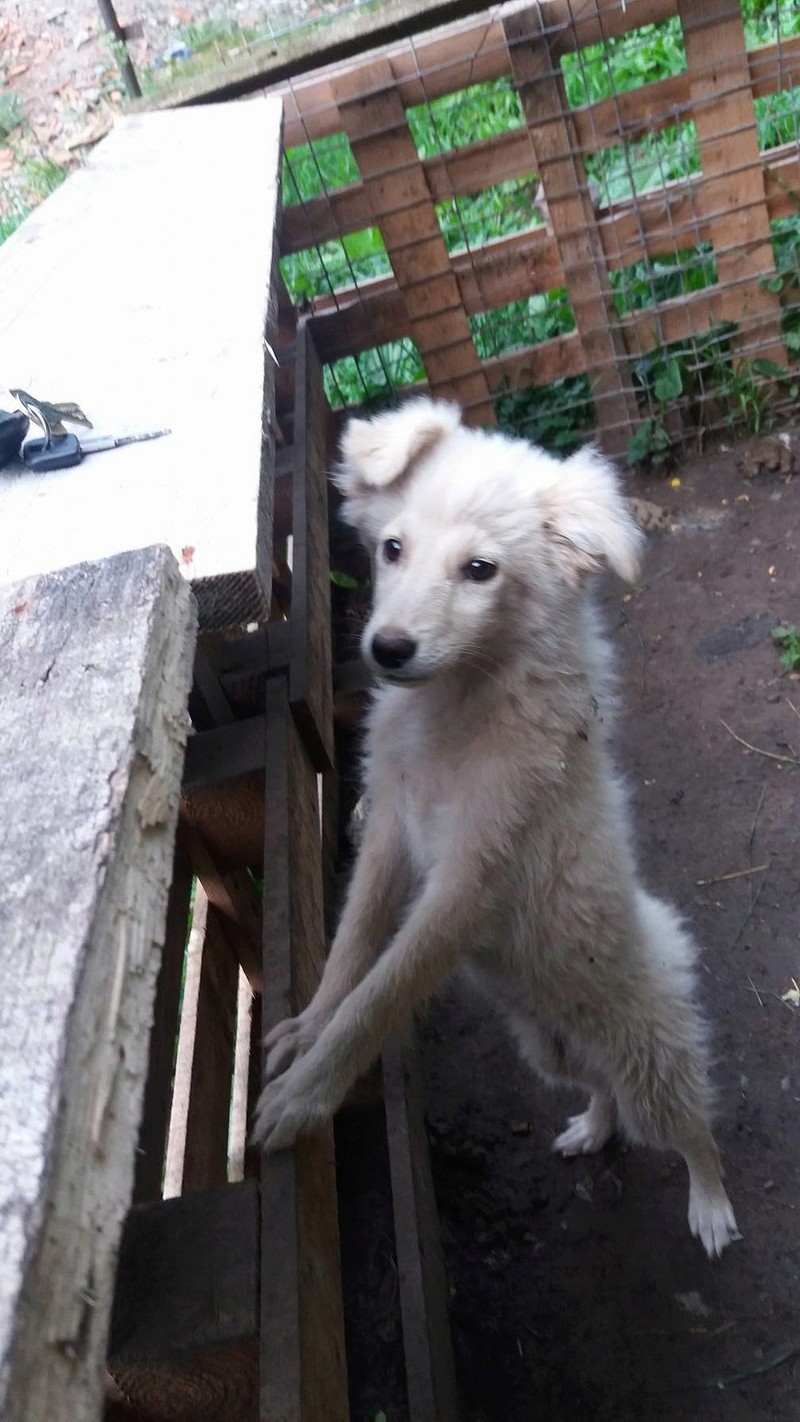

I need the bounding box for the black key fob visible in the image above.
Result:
[0,410,30,467]
[22,432,82,471]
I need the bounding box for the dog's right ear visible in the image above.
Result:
[334,398,460,540]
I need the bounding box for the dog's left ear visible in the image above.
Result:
[540,445,644,588]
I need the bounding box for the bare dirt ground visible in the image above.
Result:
[416,438,800,1422]
[332,429,800,1422]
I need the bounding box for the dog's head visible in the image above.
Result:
[335,398,643,685]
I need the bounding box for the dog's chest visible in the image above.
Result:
[369,696,466,870]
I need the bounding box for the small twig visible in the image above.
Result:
[720,719,800,767]
[746,974,765,1008]
[786,697,800,725]
[696,864,768,886]
[747,784,767,856]
[634,626,646,698]
[730,874,768,951]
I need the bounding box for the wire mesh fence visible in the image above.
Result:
[270,0,800,465]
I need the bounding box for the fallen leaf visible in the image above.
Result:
[781,978,800,1008]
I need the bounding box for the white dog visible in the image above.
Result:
[253,399,738,1259]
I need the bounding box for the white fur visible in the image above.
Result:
[253,399,738,1259]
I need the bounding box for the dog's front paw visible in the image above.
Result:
[251,1061,334,1153]
[264,1010,321,1081]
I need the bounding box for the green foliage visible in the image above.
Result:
[406,79,524,157]
[627,417,672,469]
[771,624,800,672]
[0,157,67,247]
[495,376,595,455]
[0,91,24,142]
[561,19,686,109]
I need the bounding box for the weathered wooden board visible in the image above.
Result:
[504,4,638,457]
[134,832,194,1203]
[261,675,348,1422]
[383,1032,460,1422]
[290,319,335,770]
[109,1181,259,1421]
[0,101,281,629]
[677,0,786,366]
[335,58,496,423]
[0,545,197,1422]
[181,905,241,1194]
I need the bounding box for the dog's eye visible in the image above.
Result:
[383,538,402,564]
[463,558,497,583]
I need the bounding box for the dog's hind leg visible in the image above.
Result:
[507,1011,618,1156]
[606,893,739,1258]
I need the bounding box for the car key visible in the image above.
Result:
[22,427,171,471]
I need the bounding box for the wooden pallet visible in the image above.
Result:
[106,320,459,1422]
[271,0,799,450]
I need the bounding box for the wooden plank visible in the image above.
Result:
[109,1181,259,1422]
[110,1180,259,1357]
[183,824,264,991]
[261,675,348,1422]
[135,0,519,111]
[290,320,335,771]
[181,904,241,1193]
[677,0,787,366]
[281,128,538,255]
[184,715,268,793]
[334,57,496,423]
[0,545,197,1422]
[0,102,281,629]
[277,0,675,149]
[504,3,638,457]
[383,1030,460,1422]
[134,833,194,1203]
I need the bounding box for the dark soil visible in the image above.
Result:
[419,440,800,1422]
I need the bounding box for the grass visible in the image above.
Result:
[277,0,800,455]
[0,89,69,248]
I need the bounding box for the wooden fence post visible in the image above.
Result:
[677,0,787,367]
[503,3,639,461]
[334,58,497,425]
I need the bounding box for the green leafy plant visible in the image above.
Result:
[772,624,800,672]
[0,91,24,142]
[627,416,672,469]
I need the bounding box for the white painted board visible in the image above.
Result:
[0,100,282,628]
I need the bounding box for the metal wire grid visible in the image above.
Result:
[273,0,800,457]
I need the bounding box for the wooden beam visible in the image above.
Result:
[290,319,335,770]
[134,0,521,111]
[260,675,348,1422]
[0,545,197,1422]
[677,0,787,367]
[277,0,677,149]
[108,1181,259,1421]
[504,3,638,457]
[134,832,194,1203]
[383,1031,460,1422]
[181,905,241,1194]
[334,57,496,423]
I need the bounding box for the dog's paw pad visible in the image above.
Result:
[688,1191,740,1259]
[553,1106,615,1157]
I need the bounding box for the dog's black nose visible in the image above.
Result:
[371,627,417,671]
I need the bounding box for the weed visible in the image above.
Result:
[627,417,673,470]
[771,625,800,672]
[0,92,24,142]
